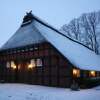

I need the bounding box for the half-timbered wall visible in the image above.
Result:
[0,42,73,87]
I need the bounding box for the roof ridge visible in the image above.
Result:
[32,14,94,52]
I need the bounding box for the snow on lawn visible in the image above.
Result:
[0,84,100,100]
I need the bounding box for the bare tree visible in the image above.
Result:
[81,12,99,54]
[68,18,81,40]
[88,12,99,54]
[61,11,100,54]
[60,24,72,37]
[80,14,94,49]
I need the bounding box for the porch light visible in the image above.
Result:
[90,71,95,77]
[73,69,80,77]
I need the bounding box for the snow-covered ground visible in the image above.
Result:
[0,84,100,100]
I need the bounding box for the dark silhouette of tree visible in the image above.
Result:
[61,11,100,54]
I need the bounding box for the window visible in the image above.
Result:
[31,59,36,67]
[29,48,33,51]
[28,58,43,69]
[18,64,21,70]
[34,47,38,50]
[6,61,16,69]
[6,62,10,68]
[36,58,43,67]
[89,71,96,77]
[28,59,36,69]
[11,61,16,69]
[73,69,80,77]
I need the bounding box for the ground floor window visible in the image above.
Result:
[36,58,43,67]
[28,58,43,69]
[6,62,10,68]
[6,61,16,69]
[11,61,16,69]
[28,59,36,69]
[73,69,80,77]
[89,71,96,77]
[6,58,43,70]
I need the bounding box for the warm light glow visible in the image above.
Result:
[73,69,80,77]
[28,64,33,69]
[11,61,16,69]
[90,71,96,77]
[12,65,17,69]
[18,64,21,70]
[73,69,77,75]
[28,59,36,69]
[31,59,35,68]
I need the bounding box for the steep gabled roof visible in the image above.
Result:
[1,22,46,50]
[1,13,100,71]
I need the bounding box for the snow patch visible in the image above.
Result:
[0,84,100,100]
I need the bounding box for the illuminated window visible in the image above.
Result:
[6,62,10,68]
[28,59,35,69]
[11,61,16,69]
[89,71,96,77]
[36,58,43,67]
[18,64,21,70]
[73,69,80,77]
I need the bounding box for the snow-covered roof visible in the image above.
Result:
[1,22,46,50]
[1,13,100,71]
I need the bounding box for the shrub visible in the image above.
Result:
[79,78,100,88]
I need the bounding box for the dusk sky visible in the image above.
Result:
[0,0,100,47]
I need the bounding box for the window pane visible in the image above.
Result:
[6,62,10,68]
[36,59,42,67]
[30,59,36,68]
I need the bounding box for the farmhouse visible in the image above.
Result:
[0,12,100,87]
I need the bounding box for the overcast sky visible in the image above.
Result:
[0,0,100,47]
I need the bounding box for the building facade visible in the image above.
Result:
[0,12,100,88]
